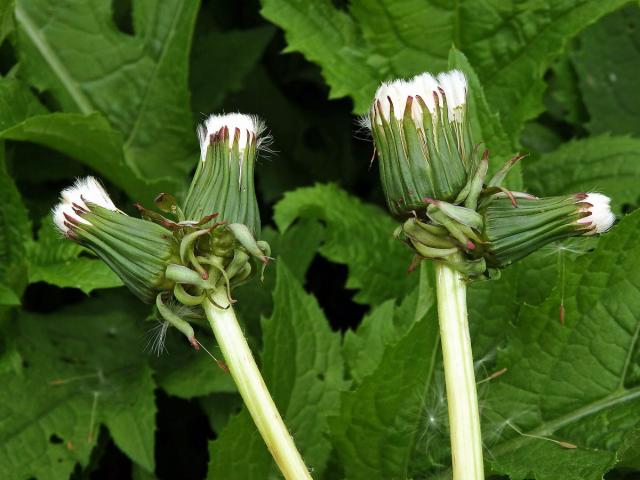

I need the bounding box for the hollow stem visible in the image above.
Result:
[434,257,484,480]
[203,289,312,479]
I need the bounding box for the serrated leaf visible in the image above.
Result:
[482,211,640,479]
[343,262,433,383]
[27,217,123,294]
[525,135,640,213]
[329,313,440,480]
[261,0,629,140]
[207,261,345,479]
[0,291,157,478]
[14,0,199,180]
[571,5,640,136]
[274,183,414,306]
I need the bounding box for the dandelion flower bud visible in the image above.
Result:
[577,193,616,234]
[479,192,615,268]
[183,113,268,236]
[53,177,177,303]
[366,69,477,218]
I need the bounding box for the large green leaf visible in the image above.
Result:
[329,313,440,479]
[27,217,123,294]
[261,0,630,139]
[0,76,168,203]
[571,5,640,136]
[0,292,157,478]
[525,135,640,213]
[482,211,640,479]
[207,262,345,479]
[14,0,199,179]
[274,183,414,306]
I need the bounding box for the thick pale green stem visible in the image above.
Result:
[435,258,484,480]
[203,289,311,479]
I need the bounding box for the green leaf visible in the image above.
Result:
[0,142,30,296]
[0,77,168,203]
[525,135,640,213]
[343,262,433,383]
[190,26,275,113]
[27,216,124,294]
[571,5,640,136]
[234,219,325,333]
[274,183,414,306]
[14,0,199,179]
[261,0,629,139]
[208,261,345,479]
[483,211,640,479]
[0,292,157,478]
[260,0,381,112]
[0,283,20,306]
[153,335,236,399]
[0,111,173,203]
[329,313,440,479]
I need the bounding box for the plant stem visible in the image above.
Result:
[434,258,484,480]
[203,289,311,480]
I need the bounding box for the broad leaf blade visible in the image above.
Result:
[14,0,199,179]
[330,313,440,479]
[0,292,157,478]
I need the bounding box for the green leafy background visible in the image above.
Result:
[1,0,639,479]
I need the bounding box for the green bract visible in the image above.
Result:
[53,177,177,303]
[53,114,272,348]
[374,71,616,277]
[368,70,477,218]
[183,114,265,236]
[479,194,594,268]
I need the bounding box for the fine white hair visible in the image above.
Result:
[371,69,467,126]
[52,176,116,235]
[578,193,616,234]
[197,113,267,161]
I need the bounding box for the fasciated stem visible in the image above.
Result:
[435,255,484,480]
[203,289,312,480]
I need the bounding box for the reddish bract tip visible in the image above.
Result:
[559,304,565,326]
[189,337,200,350]
[575,192,588,200]
[466,240,476,250]
[216,360,230,373]
[404,96,414,116]
[201,271,209,280]
[261,256,269,265]
[423,197,437,205]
